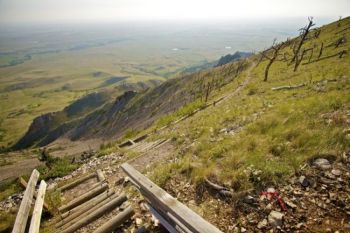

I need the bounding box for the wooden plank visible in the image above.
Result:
[133,134,148,143]
[92,206,134,233]
[19,177,50,211]
[28,180,47,233]
[121,163,223,233]
[57,190,116,228]
[12,169,40,233]
[58,193,127,233]
[96,170,105,182]
[58,173,96,192]
[60,190,113,219]
[58,182,108,213]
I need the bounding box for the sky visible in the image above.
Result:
[0,0,349,24]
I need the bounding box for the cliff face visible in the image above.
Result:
[13,91,111,149]
[14,112,58,149]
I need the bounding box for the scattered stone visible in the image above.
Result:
[241,227,247,232]
[135,218,143,226]
[331,169,341,176]
[257,219,267,229]
[285,200,297,209]
[313,158,331,170]
[268,211,284,227]
[299,176,309,187]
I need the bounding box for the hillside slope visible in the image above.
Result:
[137,17,350,232]
[15,54,249,149]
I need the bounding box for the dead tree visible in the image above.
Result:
[291,17,315,63]
[339,50,347,58]
[261,40,285,82]
[318,42,324,60]
[338,16,342,27]
[334,37,346,48]
[308,48,314,63]
[314,29,321,39]
[294,49,307,71]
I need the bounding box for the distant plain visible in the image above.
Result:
[0,19,327,147]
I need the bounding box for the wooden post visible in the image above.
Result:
[58,193,127,233]
[57,190,117,228]
[12,169,40,233]
[28,180,47,233]
[19,177,50,211]
[96,170,105,182]
[92,206,134,233]
[58,173,96,192]
[58,182,108,213]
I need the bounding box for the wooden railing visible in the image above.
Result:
[12,169,47,233]
[121,163,223,233]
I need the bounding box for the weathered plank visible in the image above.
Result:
[92,206,134,233]
[121,163,223,233]
[60,190,114,219]
[58,193,127,233]
[19,177,50,211]
[12,169,40,233]
[58,182,108,213]
[28,180,47,233]
[57,190,117,229]
[96,169,105,182]
[58,173,96,192]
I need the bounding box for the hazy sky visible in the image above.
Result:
[0,0,349,24]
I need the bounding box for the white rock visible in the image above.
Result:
[268,210,284,227]
[257,219,267,229]
[331,169,341,176]
[313,158,331,170]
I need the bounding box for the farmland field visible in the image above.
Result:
[0,19,314,147]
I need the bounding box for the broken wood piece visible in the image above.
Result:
[271,83,305,91]
[28,180,47,233]
[19,177,50,211]
[58,173,96,192]
[96,169,105,182]
[12,169,40,233]
[57,190,117,228]
[58,193,127,233]
[58,182,108,213]
[205,178,233,197]
[92,206,134,233]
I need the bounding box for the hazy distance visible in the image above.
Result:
[0,0,349,24]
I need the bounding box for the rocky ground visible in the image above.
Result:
[162,151,350,233]
[1,134,349,233]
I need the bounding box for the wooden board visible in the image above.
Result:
[121,163,223,233]
[28,180,47,233]
[12,169,40,233]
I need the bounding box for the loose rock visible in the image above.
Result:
[313,158,331,170]
[268,211,284,227]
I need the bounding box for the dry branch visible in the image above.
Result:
[271,83,305,91]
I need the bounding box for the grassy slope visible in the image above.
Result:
[146,17,350,191]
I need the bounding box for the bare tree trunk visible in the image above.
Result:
[294,50,306,71]
[264,59,274,82]
[291,17,315,63]
[318,42,324,60]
